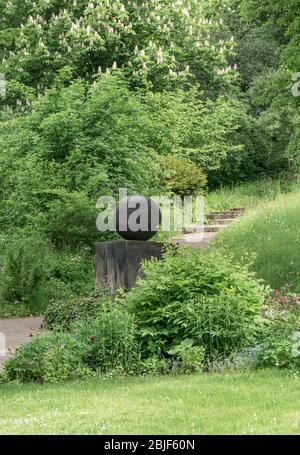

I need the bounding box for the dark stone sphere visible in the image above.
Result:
[115,196,162,241]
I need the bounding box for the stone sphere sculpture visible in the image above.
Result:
[115,196,162,241]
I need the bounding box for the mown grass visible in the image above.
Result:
[215,190,300,292]
[0,369,299,435]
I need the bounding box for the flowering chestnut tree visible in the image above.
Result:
[0,0,237,99]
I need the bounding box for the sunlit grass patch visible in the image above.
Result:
[215,190,300,292]
[0,369,299,434]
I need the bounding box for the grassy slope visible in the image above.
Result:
[215,190,300,292]
[205,179,299,213]
[0,369,299,435]
[156,178,299,242]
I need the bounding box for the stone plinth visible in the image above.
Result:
[95,241,164,292]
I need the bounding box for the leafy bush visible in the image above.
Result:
[73,307,140,375]
[255,289,300,370]
[0,231,95,315]
[47,248,94,299]
[126,248,266,360]
[161,155,207,196]
[37,189,99,250]
[0,234,51,313]
[44,294,109,330]
[6,305,140,382]
[168,339,205,374]
[5,332,91,383]
[256,314,300,370]
[138,356,172,376]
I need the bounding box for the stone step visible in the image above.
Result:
[207,211,243,220]
[208,207,245,216]
[172,231,215,242]
[182,240,214,249]
[171,207,245,250]
[183,224,228,234]
[204,224,228,233]
[207,217,235,225]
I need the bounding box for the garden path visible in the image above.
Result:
[171,208,245,248]
[0,316,44,371]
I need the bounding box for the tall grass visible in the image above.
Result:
[205,178,299,213]
[157,178,299,240]
[215,190,300,292]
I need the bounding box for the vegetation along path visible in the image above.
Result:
[0,208,245,370]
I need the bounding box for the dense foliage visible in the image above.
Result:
[160,155,207,196]
[5,331,92,383]
[44,294,110,330]
[126,248,265,359]
[5,304,139,382]
[0,0,235,97]
[255,289,300,370]
[4,247,267,382]
[1,0,300,380]
[0,0,243,310]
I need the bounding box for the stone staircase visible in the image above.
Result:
[171,208,245,249]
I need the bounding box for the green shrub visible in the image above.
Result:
[126,248,266,360]
[0,232,95,316]
[256,317,300,370]
[47,248,95,299]
[73,307,140,375]
[168,339,205,374]
[5,306,139,382]
[5,332,91,383]
[255,289,300,370]
[44,294,109,330]
[37,189,99,250]
[138,356,172,376]
[161,155,207,197]
[0,235,51,313]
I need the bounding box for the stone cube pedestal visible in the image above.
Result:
[95,241,164,293]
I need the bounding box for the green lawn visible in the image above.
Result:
[0,369,299,435]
